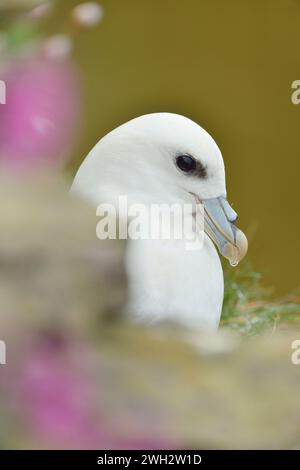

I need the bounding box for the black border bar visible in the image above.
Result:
[0,450,299,467]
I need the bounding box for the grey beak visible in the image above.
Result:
[202,196,248,266]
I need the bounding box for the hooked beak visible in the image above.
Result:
[198,196,248,266]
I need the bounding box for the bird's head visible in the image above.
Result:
[72,113,248,265]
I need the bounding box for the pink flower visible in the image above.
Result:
[8,334,177,449]
[0,59,80,170]
[16,335,110,449]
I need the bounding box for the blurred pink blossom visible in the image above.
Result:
[72,2,104,27]
[17,335,112,449]
[11,334,176,450]
[0,59,80,170]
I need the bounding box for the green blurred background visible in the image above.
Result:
[48,0,299,296]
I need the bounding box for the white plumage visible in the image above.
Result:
[71,113,247,329]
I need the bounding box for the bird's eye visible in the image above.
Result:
[175,155,196,173]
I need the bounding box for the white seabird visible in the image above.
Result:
[71,113,248,330]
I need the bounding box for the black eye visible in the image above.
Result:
[175,155,196,173]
